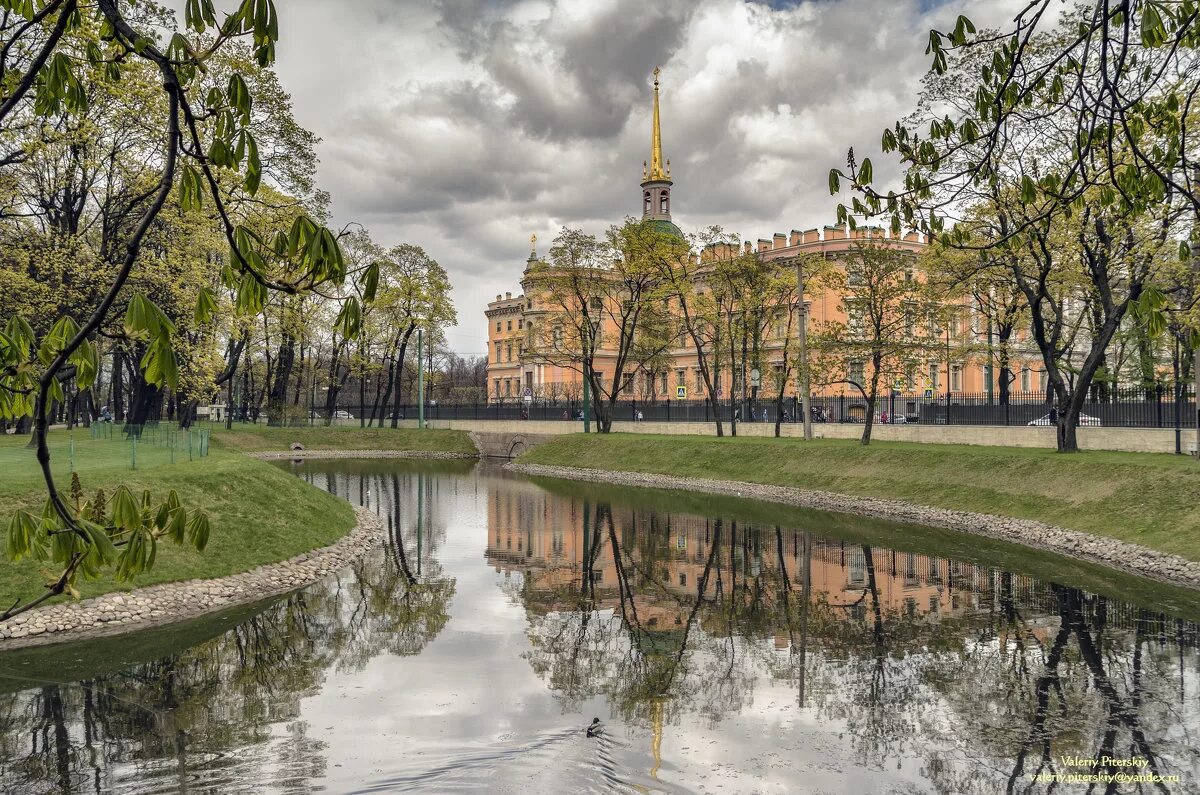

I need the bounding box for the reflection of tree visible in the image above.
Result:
[0,467,457,793]
[917,583,1194,795]
[524,503,755,728]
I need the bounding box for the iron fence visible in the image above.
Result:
[283,383,1197,429]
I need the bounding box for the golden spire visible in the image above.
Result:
[647,67,668,181]
[530,232,537,253]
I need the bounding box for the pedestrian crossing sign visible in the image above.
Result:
[676,386,686,399]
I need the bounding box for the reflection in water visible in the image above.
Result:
[0,461,1195,794]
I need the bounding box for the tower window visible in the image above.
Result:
[660,193,668,213]
[644,191,651,214]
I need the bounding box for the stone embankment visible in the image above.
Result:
[508,463,1200,591]
[249,449,477,461]
[0,506,385,650]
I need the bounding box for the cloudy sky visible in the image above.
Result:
[176,0,1022,354]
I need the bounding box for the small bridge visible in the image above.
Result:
[469,431,557,459]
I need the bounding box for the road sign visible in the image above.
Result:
[523,395,533,404]
[523,387,532,398]
[923,388,933,399]
[749,368,761,387]
[676,385,686,400]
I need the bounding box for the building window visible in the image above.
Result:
[518,319,523,329]
[849,361,864,386]
[507,320,512,331]
[679,572,687,586]
[848,304,863,334]
[659,193,668,213]
[494,379,501,397]
[644,191,651,214]
[494,342,501,362]
[660,373,668,394]
[496,321,501,332]
[505,343,512,362]
[553,326,563,345]
[676,369,686,387]
[695,371,704,392]
[1021,368,1031,392]
[950,365,961,392]
[929,362,939,389]
[503,380,511,397]
[590,297,602,311]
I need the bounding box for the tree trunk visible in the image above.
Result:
[267,333,296,425]
[860,355,881,446]
[390,326,415,428]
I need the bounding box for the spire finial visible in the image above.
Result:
[529,232,537,258]
[646,67,667,182]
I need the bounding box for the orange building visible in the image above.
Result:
[484,71,1046,406]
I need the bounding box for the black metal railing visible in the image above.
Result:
[270,383,1198,429]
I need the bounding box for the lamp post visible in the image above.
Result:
[417,327,425,430]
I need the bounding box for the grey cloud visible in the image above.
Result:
[166,0,1027,349]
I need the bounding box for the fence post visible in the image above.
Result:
[1156,383,1163,428]
[131,436,137,471]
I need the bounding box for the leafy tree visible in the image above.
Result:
[810,241,936,444]
[0,1,369,619]
[524,219,676,432]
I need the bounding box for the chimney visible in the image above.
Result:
[904,231,921,243]
[505,292,512,300]
[773,233,787,249]
[757,238,772,253]
[824,224,847,240]
[743,241,753,255]
[803,228,820,243]
[495,294,502,301]
[789,229,803,246]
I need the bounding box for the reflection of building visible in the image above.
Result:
[484,71,1045,406]
[484,486,994,635]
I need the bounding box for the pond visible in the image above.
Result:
[0,459,1198,794]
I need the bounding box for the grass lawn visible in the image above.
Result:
[205,423,478,455]
[0,430,356,606]
[520,433,1200,562]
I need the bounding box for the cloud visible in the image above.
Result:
[167,0,1025,353]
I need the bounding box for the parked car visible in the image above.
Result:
[333,410,355,420]
[1028,412,1101,426]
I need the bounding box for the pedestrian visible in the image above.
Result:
[562,410,568,420]
[637,410,644,422]
[1048,405,1058,424]
[881,409,889,424]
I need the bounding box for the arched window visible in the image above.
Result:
[659,192,668,213]
[644,192,651,213]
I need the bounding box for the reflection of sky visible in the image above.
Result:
[283,467,957,794]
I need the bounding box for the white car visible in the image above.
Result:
[333,410,355,420]
[1028,412,1100,426]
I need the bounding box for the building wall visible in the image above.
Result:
[485,225,1048,406]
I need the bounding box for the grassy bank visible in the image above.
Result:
[0,431,356,605]
[206,423,477,455]
[520,434,1200,562]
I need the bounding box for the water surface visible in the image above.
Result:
[0,459,1197,794]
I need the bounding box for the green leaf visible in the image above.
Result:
[362,261,380,302]
[194,287,219,324]
[111,486,142,533]
[828,169,841,195]
[187,511,211,552]
[244,132,261,195]
[858,158,873,185]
